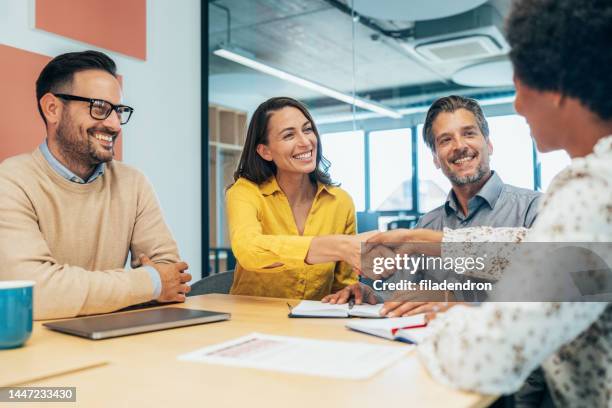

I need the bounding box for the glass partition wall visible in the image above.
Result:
[206,0,568,274]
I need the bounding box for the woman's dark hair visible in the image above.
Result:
[232,97,334,186]
[35,50,118,124]
[506,0,612,120]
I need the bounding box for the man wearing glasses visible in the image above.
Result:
[0,50,191,319]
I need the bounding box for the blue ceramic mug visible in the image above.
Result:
[0,281,35,349]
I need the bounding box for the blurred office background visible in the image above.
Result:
[0,0,571,280]
[207,0,571,273]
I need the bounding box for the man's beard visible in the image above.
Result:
[447,162,489,185]
[56,112,114,167]
[443,148,490,186]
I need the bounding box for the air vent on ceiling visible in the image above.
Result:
[415,35,502,62]
[410,4,509,63]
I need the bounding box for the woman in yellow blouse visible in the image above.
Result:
[226,97,368,299]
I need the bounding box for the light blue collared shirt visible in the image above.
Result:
[40,140,105,183]
[39,141,162,299]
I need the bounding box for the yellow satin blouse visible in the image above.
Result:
[226,176,358,299]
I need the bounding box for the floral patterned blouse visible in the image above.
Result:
[418,135,612,408]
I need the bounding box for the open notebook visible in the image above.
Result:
[346,315,429,344]
[288,300,384,318]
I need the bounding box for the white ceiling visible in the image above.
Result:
[208,0,515,116]
[352,0,488,21]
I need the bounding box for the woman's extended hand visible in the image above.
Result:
[340,230,384,275]
[307,231,382,274]
[366,228,443,257]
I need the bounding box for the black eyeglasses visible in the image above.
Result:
[53,93,134,125]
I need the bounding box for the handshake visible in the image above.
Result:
[320,228,455,320]
[348,228,444,280]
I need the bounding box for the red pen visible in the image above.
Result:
[391,322,428,335]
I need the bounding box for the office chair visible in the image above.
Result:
[188,270,235,296]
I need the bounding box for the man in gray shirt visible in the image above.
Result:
[417,95,539,232]
[323,95,541,306]
[417,169,538,230]
[324,95,547,408]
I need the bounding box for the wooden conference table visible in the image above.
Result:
[2,294,497,408]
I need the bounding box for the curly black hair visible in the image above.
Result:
[506,0,612,120]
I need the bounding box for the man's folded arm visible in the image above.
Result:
[18,259,156,320]
[0,180,156,320]
[129,172,181,267]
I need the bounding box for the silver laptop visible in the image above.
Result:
[43,307,230,340]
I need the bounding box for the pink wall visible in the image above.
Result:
[35,0,147,60]
[0,44,124,162]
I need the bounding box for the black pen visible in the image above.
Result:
[348,298,355,309]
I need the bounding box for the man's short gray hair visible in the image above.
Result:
[422,95,490,151]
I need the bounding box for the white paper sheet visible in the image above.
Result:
[178,332,411,379]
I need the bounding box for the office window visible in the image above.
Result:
[320,130,366,211]
[487,115,534,190]
[369,128,413,211]
[539,150,572,192]
[417,124,452,213]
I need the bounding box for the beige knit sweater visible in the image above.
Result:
[0,148,180,320]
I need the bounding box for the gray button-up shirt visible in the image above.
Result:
[376,172,542,301]
[416,171,541,230]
